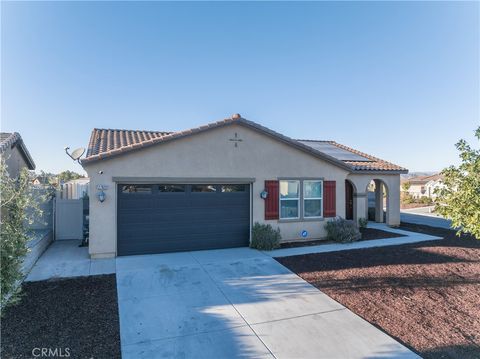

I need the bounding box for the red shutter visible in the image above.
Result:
[323,181,336,217]
[264,180,279,220]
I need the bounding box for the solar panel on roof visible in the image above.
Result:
[298,141,373,162]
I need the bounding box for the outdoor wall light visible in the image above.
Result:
[97,190,106,203]
[260,190,268,199]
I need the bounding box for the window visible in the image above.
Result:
[280,180,300,219]
[121,185,152,194]
[158,184,185,192]
[220,184,246,192]
[191,185,217,193]
[303,180,323,218]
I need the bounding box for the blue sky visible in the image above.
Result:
[2,1,479,174]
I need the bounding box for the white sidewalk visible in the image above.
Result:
[263,222,442,258]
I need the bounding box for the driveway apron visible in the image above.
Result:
[116,248,419,359]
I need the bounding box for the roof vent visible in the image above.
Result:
[231,113,242,119]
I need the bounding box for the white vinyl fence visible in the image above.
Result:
[55,198,83,240]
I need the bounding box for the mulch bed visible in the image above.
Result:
[277,224,480,359]
[1,275,121,359]
[280,227,405,248]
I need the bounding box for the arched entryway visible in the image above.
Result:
[367,179,389,223]
[345,180,355,220]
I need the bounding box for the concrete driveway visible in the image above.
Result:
[116,248,418,359]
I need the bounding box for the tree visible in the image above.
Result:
[57,170,84,184]
[435,127,480,239]
[0,160,42,311]
[401,182,411,192]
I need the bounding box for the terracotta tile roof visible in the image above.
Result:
[0,132,35,169]
[85,129,173,158]
[83,116,407,173]
[408,174,443,184]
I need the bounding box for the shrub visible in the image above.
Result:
[324,217,361,243]
[401,193,414,204]
[419,196,432,205]
[358,217,368,229]
[1,160,42,312]
[250,222,281,250]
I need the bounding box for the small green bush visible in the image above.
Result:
[358,217,368,229]
[324,218,361,243]
[250,222,281,250]
[419,196,432,205]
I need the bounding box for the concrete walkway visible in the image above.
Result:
[116,248,418,359]
[26,240,115,282]
[263,222,442,258]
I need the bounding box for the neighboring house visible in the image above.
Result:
[60,178,90,199]
[402,174,443,199]
[82,114,408,258]
[0,132,35,177]
[32,175,51,187]
[425,176,445,199]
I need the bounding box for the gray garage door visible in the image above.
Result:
[117,183,250,256]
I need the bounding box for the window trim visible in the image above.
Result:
[303,180,323,219]
[279,180,300,220]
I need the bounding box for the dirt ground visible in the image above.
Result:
[1,275,121,359]
[278,224,480,359]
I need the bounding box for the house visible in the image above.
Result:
[402,174,443,199]
[32,175,51,187]
[425,175,445,199]
[82,114,407,258]
[0,132,35,177]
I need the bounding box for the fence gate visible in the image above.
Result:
[55,199,83,240]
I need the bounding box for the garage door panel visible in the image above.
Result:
[118,210,249,225]
[117,184,250,255]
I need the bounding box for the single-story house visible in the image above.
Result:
[402,174,443,199]
[0,132,35,177]
[82,115,408,258]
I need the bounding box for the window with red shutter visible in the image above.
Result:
[323,181,336,217]
[264,180,279,220]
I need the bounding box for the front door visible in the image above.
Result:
[345,180,354,220]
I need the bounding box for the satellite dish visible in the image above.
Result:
[65,147,86,163]
[71,148,85,160]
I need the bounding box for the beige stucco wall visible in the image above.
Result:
[84,123,401,258]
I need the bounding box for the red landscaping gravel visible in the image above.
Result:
[277,224,480,359]
[1,275,121,359]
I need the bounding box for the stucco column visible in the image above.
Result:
[354,192,368,224]
[374,180,384,223]
[386,177,401,227]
